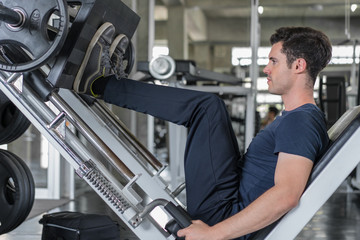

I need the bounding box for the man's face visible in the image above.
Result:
[263,42,295,95]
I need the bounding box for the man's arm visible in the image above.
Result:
[177,152,314,240]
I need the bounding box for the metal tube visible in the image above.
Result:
[171,182,186,197]
[0,73,86,167]
[49,92,135,180]
[139,199,168,219]
[245,0,260,149]
[0,5,22,25]
[94,101,163,171]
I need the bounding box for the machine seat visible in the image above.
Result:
[251,105,360,239]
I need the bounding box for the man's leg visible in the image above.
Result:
[72,23,242,225]
[104,77,242,225]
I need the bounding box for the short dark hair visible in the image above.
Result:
[268,106,279,116]
[270,27,332,85]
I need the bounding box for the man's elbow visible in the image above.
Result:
[273,184,305,213]
[282,194,301,212]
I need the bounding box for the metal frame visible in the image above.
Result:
[0,71,180,239]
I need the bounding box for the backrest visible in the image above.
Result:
[251,105,360,240]
[309,105,360,183]
[328,105,360,141]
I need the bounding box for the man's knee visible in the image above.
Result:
[201,94,229,122]
[199,93,227,113]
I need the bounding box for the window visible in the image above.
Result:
[232,45,360,66]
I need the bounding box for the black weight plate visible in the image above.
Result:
[0,150,35,234]
[0,150,31,233]
[0,44,32,66]
[0,161,17,233]
[0,43,31,144]
[0,150,28,234]
[0,0,68,72]
[9,150,34,225]
[0,153,27,233]
[0,150,34,232]
[0,91,30,144]
[9,151,35,221]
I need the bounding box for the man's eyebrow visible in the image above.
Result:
[269,56,277,61]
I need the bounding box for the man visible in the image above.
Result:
[72,25,331,240]
[260,105,279,129]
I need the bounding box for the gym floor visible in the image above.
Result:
[1,183,360,240]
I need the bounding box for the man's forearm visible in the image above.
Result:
[178,154,312,240]
[211,153,313,239]
[211,185,297,239]
[177,185,300,240]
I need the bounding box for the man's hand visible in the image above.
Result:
[177,152,313,240]
[177,220,220,240]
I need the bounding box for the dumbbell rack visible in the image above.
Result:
[0,70,187,239]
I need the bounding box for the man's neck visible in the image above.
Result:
[282,89,315,111]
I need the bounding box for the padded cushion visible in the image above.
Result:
[310,106,360,183]
[251,105,360,240]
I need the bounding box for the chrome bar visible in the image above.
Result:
[130,198,169,227]
[0,70,179,239]
[0,73,85,167]
[49,92,135,180]
[93,101,163,171]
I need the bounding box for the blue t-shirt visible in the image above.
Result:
[238,104,329,209]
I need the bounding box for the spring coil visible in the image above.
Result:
[86,170,131,213]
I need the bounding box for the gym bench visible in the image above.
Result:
[252,105,360,239]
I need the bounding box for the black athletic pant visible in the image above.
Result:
[104,77,242,226]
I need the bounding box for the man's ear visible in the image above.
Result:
[294,58,307,73]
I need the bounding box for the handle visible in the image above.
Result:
[164,202,192,228]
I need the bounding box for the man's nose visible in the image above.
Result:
[263,65,269,74]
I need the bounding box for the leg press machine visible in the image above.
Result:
[0,0,360,239]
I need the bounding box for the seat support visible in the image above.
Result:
[253,108,360,239]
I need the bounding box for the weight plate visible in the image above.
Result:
[0,150,34,233]
[9,151,35,218]
[0,89,30,144]
[0,150,34,234]
[149,55,176,80]
[0,44,31,66]
[0,44,31,144]
[0,0,68,72]
[0,151,27,234]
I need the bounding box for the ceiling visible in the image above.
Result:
[154,0,360,46]
[157,0,360,18]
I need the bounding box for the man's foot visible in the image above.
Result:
[73,22,115,97]
[109,34,129,79]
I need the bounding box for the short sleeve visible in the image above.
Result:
[274,112,323,161]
